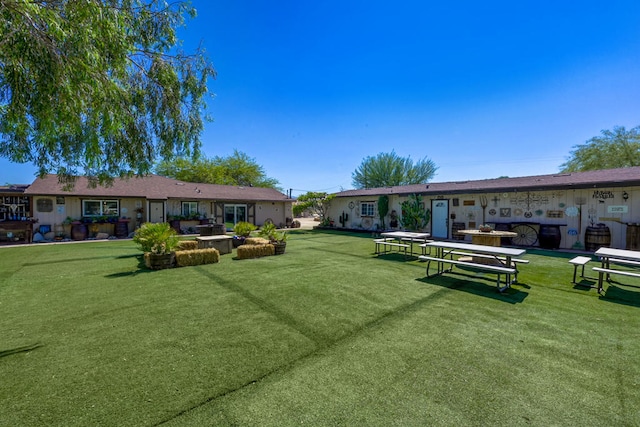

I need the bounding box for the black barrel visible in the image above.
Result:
[539,225,561,249]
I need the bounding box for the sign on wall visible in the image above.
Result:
[608,205,628,214]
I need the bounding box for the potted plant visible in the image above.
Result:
[233,221,257,247]
[259,222,288,255]
[133,222,180,269]
[479,224,493,233]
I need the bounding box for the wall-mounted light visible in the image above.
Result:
[623,191,629,201]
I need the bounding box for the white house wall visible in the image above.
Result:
[328,187,640,250]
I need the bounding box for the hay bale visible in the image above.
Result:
[175,248,220,267]
[245,237,270,246]
[237,244,275,260]
[177,240,198,251]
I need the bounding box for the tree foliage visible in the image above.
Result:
[293,192,335,221]
[377,195,389,229]
[155,150,281,189]
[352,151,438,189]
[560,126,640,172]
[0,0,215,186]
[400,194,430,231]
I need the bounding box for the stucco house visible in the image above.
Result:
[14,174,292,240]
[326,166,640,251]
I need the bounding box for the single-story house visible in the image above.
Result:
[326,166,640,251]
[0,174,292,242]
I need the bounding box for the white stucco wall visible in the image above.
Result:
[327,187,640,250]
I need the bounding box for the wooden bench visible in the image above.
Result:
[569,256,592,283]
[418,255,517,292]
[374,238,410,257]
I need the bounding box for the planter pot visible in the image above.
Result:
[71,223,88,240]
[169,220,181,233]
[232,236,246,248]
[273,242,287,255]
[145,252,175,270]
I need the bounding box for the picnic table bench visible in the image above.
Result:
[375,238,410,257]
[420,241,527,292]
[377,231,431,256]
[593,247,640,294]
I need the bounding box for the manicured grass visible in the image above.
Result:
[1,231,639,426]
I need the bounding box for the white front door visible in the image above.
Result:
[431,199,449,239]
[149,201,164,223]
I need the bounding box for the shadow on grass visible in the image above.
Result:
[373,253,420,262]
[23,255,120,266]
[416,272,529,304]
[0,343,44,359]
[600,283,640,307]
[104,255,154,278]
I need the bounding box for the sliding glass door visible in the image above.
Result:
[224,205,247,229]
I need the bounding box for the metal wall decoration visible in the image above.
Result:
[510,191,549,211]
[592,190,614,200]
[500,208,511,217]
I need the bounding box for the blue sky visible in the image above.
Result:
[2,1,640,197]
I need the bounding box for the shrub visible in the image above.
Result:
[175,249,220,267]
[132,222,180,254]
[237,244,275,260]
[233,221,257,237]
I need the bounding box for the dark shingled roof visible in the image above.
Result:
[336,166,640,198]
[25,174,291,202]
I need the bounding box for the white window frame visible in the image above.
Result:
[82,199,119,217]
[182,201,199,217]
[360,202,375,217]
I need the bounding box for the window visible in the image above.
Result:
[361,202,375,217]
[182,201,199,217]
[82,200,119,217]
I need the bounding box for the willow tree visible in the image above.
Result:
[560,126,640,172]
[156,150,281,190]
[0,0,215,187]
[352,151,438,189]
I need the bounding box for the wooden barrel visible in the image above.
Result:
[626,224,640,250]
[451,222,465,240]
[538,225,561,249]
[585,225,611,252]
[114,221,129,238]
[71,223,88,241]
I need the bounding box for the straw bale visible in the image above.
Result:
[177,240,198,251]
[237,244,275,260]
[245,237,270,246]
[175,248,220,267]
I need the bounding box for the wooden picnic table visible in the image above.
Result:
[420,241,527,292]
[593,247,640,294]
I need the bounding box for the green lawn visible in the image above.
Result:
[1,230,639,426]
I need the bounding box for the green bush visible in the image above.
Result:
[233,221,257,237]
[132,222,180,254]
